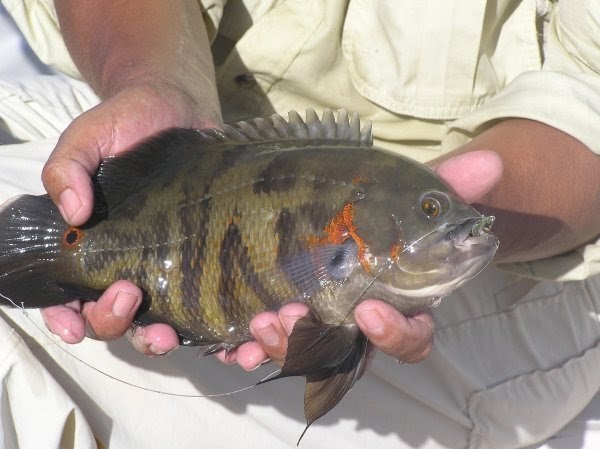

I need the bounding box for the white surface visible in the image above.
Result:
[0,4,51,78]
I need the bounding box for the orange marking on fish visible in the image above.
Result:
[308,203,372,273]
[62,226,84,249]
[351,174,371,185]
[389,243,402,261]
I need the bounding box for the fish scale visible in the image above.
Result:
[0,109,498,439]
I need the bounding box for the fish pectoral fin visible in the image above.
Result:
[299,332,376,443]
[276,242,361,298]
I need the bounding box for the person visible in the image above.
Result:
[0,1,598,448]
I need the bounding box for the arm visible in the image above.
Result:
[448,119,600,264]
[43,0,221,354]
[48,0,221,224]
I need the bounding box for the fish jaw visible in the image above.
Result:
[370,214,499,310]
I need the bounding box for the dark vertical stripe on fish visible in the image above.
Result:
[218,221,279,319]
[275,207,295,262]
[253,154,299,194]
[178,183,211,314]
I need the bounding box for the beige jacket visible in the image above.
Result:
[4,0,599,281]
[1,3,600,449]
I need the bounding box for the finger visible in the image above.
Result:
[355,299,434,363]
[80,280,143,340]
[215,348,239,365]
[429,150,503,203]
[249,302,310,365]
[231,342,269,371]
[214,341,270,369]
[40,300,86,344]
[248,311,289,365]
[127,323,180,356]
[42,118,106,226]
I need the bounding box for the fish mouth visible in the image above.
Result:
[446,215,497,246]
[378,215,499,299]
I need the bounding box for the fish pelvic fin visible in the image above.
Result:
[0,195,98,308]
[299,332,375,443]
[256,311,376,442]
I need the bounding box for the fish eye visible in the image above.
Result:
[420,192,449,218]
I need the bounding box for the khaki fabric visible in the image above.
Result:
[0,1,600,448]
[3,0,599,281]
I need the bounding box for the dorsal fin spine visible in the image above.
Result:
[220,109,373,147]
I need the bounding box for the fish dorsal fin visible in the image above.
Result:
[90,109,372,219]
[222,109,373,147]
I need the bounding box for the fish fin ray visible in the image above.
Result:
[271,242,361,300]
[42,282,102,302]
[0,195,76,307]
[202,342,242,355]
[259,312,360,382]
[257,311,376,440]
[217,242,360,309]
[300,334,376,437]
[91,109,372,218]
[222,109,373,147]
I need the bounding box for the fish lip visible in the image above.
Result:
[446,215,497,247]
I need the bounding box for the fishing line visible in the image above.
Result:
[0,291,272,398]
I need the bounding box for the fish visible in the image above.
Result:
[0,109,498,438]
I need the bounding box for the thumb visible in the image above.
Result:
[429,150,503,203]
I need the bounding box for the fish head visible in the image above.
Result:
[352,171,499,306]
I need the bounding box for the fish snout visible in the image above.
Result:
[446,215,497,248]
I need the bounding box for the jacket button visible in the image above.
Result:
[234,73,256,89]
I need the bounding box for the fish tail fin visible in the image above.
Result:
[0,194,95,308]
[256,311,376,442]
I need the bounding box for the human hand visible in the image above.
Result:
[40,1,221,354]
[219,150,504,370]
[40,83,221,354]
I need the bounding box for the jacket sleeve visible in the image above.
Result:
[442,1,600,281]
[0,0,224,78]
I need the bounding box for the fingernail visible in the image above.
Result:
[59,188,82,222]
[243,356,264,372]
[357,309,385,335]
[255,323,280,347]
[112,290,140,317]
